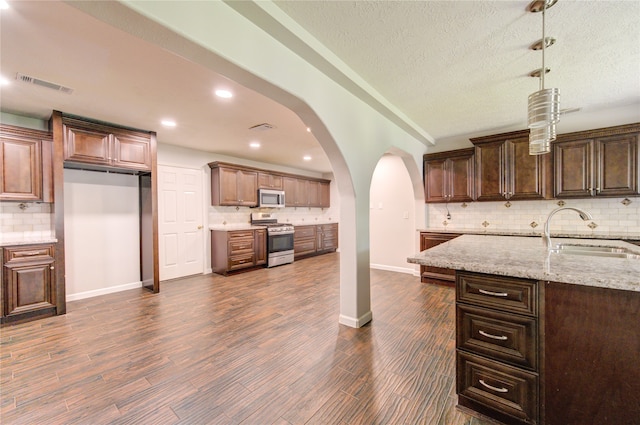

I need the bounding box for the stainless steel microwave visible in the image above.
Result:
[258,189,285,208]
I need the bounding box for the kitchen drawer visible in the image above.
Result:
[228,238,254,254]
[4,245,54,263]
[228,231,255,240]
[457,304,537,370]
[457,271,537,316]
[294,238,316,255]
[294,226,316,238]
[228,253,255,271]
[457,351,538,424]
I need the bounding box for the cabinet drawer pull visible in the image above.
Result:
[478,288,508,297]
[479,379,508,393]
[479,330,508,341]
[20,251,42,257]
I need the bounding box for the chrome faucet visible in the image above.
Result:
[543,207,593,249]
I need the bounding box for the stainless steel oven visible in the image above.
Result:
[251,212,294,268]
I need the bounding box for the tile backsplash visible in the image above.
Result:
[0,202,55,243]
[208,205,339,226]
[427,197,640,237]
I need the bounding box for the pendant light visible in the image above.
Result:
[527,0,559,155]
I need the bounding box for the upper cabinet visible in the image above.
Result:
[284,176,331,208]
[210,163,258,207]
[424,148,475,203]
[554,124,639,198]
[258,172,283,190]
[0,124,53,202]
[471,130,551,201]
[63,117,152,172]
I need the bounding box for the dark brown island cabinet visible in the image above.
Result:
[456,271,640,425]
[419,232,460,286]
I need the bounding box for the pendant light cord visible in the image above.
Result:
[540,0,546,91]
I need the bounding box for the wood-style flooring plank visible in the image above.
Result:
[0,253,492,425]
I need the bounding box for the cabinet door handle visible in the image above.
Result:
[50,266,55,270]
[479,330,508,341]
[479,379,508,393]
[478,288,508,297]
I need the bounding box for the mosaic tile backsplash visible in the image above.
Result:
[427,197,640,237]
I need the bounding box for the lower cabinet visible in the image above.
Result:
[456,271,539,425]
[2,244,57,323]
[211,229,265,275]
[294,223,338,259]
[419,232,460,285]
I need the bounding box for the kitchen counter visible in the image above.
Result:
[408,234,640,292]
[417,227,640,241]
[209,224,266,231]
[0,238,58,247]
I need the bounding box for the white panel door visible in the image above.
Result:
[158,165,204,280]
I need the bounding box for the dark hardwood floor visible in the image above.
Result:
[1,253,491,425]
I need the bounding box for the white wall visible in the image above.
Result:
[64,169,141,300]
[370,154,416,274]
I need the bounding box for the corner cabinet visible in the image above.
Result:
[553,123,639,198]
[63,117,152,171]
[2,244,57,323]
[209,163,258,207]
[0,124,53,202]
[471,130,552,201]
[424,148,475,203]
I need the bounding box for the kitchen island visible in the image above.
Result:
[408,234,640,425]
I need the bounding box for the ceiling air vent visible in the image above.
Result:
[16,73,73,94]
[249,123,275,131]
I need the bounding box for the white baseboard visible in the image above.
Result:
[66,281,142,302]
[339,310,372,328]
[370,263,415,275]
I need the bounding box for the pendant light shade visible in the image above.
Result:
[528,88,560,128]
[529,124,556,155]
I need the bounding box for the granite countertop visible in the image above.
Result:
[209,224,267,231]
[408,234,640,292]
[417,228,640,241]
[0,238,58,247]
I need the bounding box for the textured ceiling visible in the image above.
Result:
[1,1,639,174]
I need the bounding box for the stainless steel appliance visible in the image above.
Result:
[251,212,294,267]
[258,189,285,208]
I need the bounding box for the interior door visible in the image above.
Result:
[158,165,204,280]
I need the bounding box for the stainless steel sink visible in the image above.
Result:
[550,243,640,259]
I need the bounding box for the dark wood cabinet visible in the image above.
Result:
[285,176,331,208]
[472,131,551,201]
[319,181,330,207]
[63,118,152,171]
[211,229,267,274]
[294,223,338,259]
[0,124,53,202]
[424,148,475,203]
[419,232,460,285]
[2,244,56,323]
[544,282,640,424]
[210,163,258,207]
[554,125,639,198]
[456,272,539,425]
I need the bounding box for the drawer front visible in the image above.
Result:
[457,304,537,370]
[228,231,254,240]
[228,253,255,270]
[294,238,316,255]
[457,351,538,424]
[229,234,253,255]
[4,245,54,263]
[294,226,316,238]
[457,272,537,316]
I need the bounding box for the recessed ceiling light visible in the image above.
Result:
[249,142,261,149]
[161,120,176,127]
[0,1,9,10]
[215,89,233,99]
[0,76,9,86]
[306,127,311,133]
[303,155,312,161]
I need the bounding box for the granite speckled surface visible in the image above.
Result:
[408,234,640,292]
[209,224,266,231]
[0,238,58,247]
